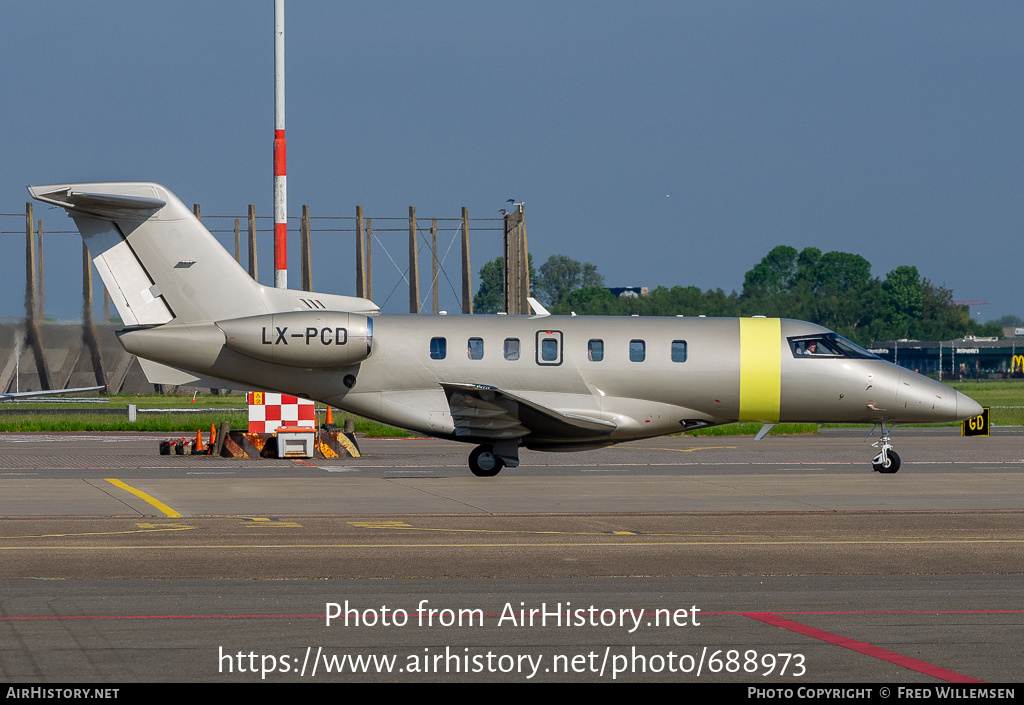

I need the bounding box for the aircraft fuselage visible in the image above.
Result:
[117,312,979,450]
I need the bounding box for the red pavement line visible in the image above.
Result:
[744,612,984,683]
[746,610,1024,616]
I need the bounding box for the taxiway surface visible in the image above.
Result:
[0,429,1021,683]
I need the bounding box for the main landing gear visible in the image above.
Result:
[468,445,503,477]
[870,422,901,474]
[467,440,520,477]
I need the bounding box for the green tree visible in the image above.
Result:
[473,256,505,314]
[643,285,714,316]
[916,282,1002,340]
[737,245,881,342]
[796,247,822,279]
[473,243,995,344]
[534,254,604,307]
[988,314,1024,327]
[877,265,924,340]
[472,254,536,314]
[804,250,875,337]
[742,245,800,297]
[554,286,621,315]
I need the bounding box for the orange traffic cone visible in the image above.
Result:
[195,429,203,454]
[325,407,334,425]
[210,423,217,445]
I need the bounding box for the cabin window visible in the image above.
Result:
[629,339,646,362]
[429,337,447,360]
[504,338,520,360]
[671,340,688,362]
[588,339,604,362]
[468,337,484,360]
[541,338,559,361]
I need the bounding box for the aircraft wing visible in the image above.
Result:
[441,382,616,443]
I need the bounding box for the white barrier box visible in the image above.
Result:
[276,426,316,458]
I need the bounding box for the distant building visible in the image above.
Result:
[869,338,1024,379]
[606,286,649,298]
[1003,327,1024,338]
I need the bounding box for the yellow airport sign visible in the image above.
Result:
[962,407,989,437]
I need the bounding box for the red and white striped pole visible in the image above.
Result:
[273,0,288,288]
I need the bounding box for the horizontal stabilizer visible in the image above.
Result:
[442,382,616,443]
[136,358,253,391]
[28,184,165,220]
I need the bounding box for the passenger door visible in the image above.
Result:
[535,330,563,366]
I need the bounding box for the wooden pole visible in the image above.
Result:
[431,219,439,314]
[521,206,530,301]
[409,206,420,313]
[234,219,241,264]
[248,204,258,282]
[82,241,92,319]
[366,218,373,300]
[503,211,512,313]
[25,203,50,390]
[461,207,472,314]
[300,204,312,291]
[36,220,44,320]
[25,202,34,313]
[82,241,105,386]
[503,206,529,315]
[355,206,366,298]
[502,211,517,314]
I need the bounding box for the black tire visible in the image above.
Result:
[469,445,504,477]
[872,450,901,474]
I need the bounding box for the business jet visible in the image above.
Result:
[28,182,983,476]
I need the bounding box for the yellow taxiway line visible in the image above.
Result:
[105,478,182,518]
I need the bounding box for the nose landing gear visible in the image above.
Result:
[870,422,901,473]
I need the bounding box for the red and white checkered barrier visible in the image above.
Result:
[247,392,316,433]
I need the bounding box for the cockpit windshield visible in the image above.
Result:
[788,333,879,360]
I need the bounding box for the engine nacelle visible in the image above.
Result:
[216,311,373,368]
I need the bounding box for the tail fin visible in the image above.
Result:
[28,182,377,325]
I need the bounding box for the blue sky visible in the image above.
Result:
[2,2,1021,324]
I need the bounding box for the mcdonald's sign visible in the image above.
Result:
[1012,355,1024,373]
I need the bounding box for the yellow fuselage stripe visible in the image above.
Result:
[105,478,182,518]
[738,318,781,423]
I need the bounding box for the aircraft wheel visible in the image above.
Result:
[469,445,504,477]
[872,450,901,474]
